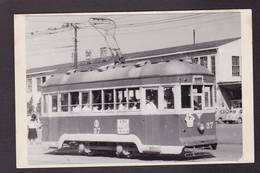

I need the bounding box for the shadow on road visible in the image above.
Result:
[45,146,215,161]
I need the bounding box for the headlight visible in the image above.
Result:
[197,122,205,134]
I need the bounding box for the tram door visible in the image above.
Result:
[144,88,160,145]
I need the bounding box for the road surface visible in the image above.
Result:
[27,124,242,166]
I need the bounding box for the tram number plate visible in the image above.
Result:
[117,119,129,134]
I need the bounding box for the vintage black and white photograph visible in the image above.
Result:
[14,10,253,168]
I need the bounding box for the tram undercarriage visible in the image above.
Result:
[57,133,217,158]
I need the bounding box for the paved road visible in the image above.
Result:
[27,124,242,166]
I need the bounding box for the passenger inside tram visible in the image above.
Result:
[73,105,81,112]
[82,104,91,111]
[145,96,157,110]
[118,101,126,111]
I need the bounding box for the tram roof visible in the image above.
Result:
[43,60,213,88]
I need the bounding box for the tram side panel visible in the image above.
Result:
[41,113,216,149]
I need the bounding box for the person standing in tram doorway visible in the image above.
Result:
[28,113,41,144]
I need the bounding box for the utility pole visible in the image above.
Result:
[193,29,196,45]
[70,23,79,70]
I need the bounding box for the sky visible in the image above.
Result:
[25,11,241,69]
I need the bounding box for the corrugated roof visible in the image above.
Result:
[27,37,240,75]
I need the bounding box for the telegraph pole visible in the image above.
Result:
[71,23,79,70]
[193,29,196,45]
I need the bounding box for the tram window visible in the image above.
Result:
[104,89,114,110]
[200,56,208,68]
[205,92,209,107]
[70,92,80,112]
[128,88,140,110]
[51,95,58,112]
[193,95,202,110]
[193,85,202,93]
[164,87,175,109]
[181,86,191,108]
[116,88,127,110]
[193,85,202,110]
[92,90,102,111]
[145,89,158,109]
[43,94,48,113]
[60,93,69,112]
[204,85,213,107]
[82,92,91,111]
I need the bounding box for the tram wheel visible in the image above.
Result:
[115,144,136,159]
[78,143,95,156]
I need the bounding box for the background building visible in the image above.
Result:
[26,37,241,115]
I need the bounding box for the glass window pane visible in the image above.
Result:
[211,56,216,75]
[42,76,46,84]
[43,94,48,113]
[204,85,213,107]
[92,90,102,111]
[104,89,114,110]
[200,56,208,68]
[51,95,58,112]
[193,85,202,93]
[128,88,140,110]
[192,58,198,64]
[205,92,209,107]
[181,86,191,108]
[164,87,174,109]
[145,89,158,109]
[194,95,202,110]
[116,88,127,110]
[37,78,41,92]
[70,92,80,112]
[61,93,68,112]
[232,56,240,76]
[82,92,91,111]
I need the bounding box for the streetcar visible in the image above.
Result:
[40,59,217,158]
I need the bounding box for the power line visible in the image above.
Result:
[117,15,240,35]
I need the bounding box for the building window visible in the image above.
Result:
[200,56,208,68]
[36,78,42,92]
[42,76,46,84]
[43,94,48,113]
[181,85,191,108]
[232,56,240,76]
[211,55,216,75]
[163,87,175,109]
[27,78,32,93]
